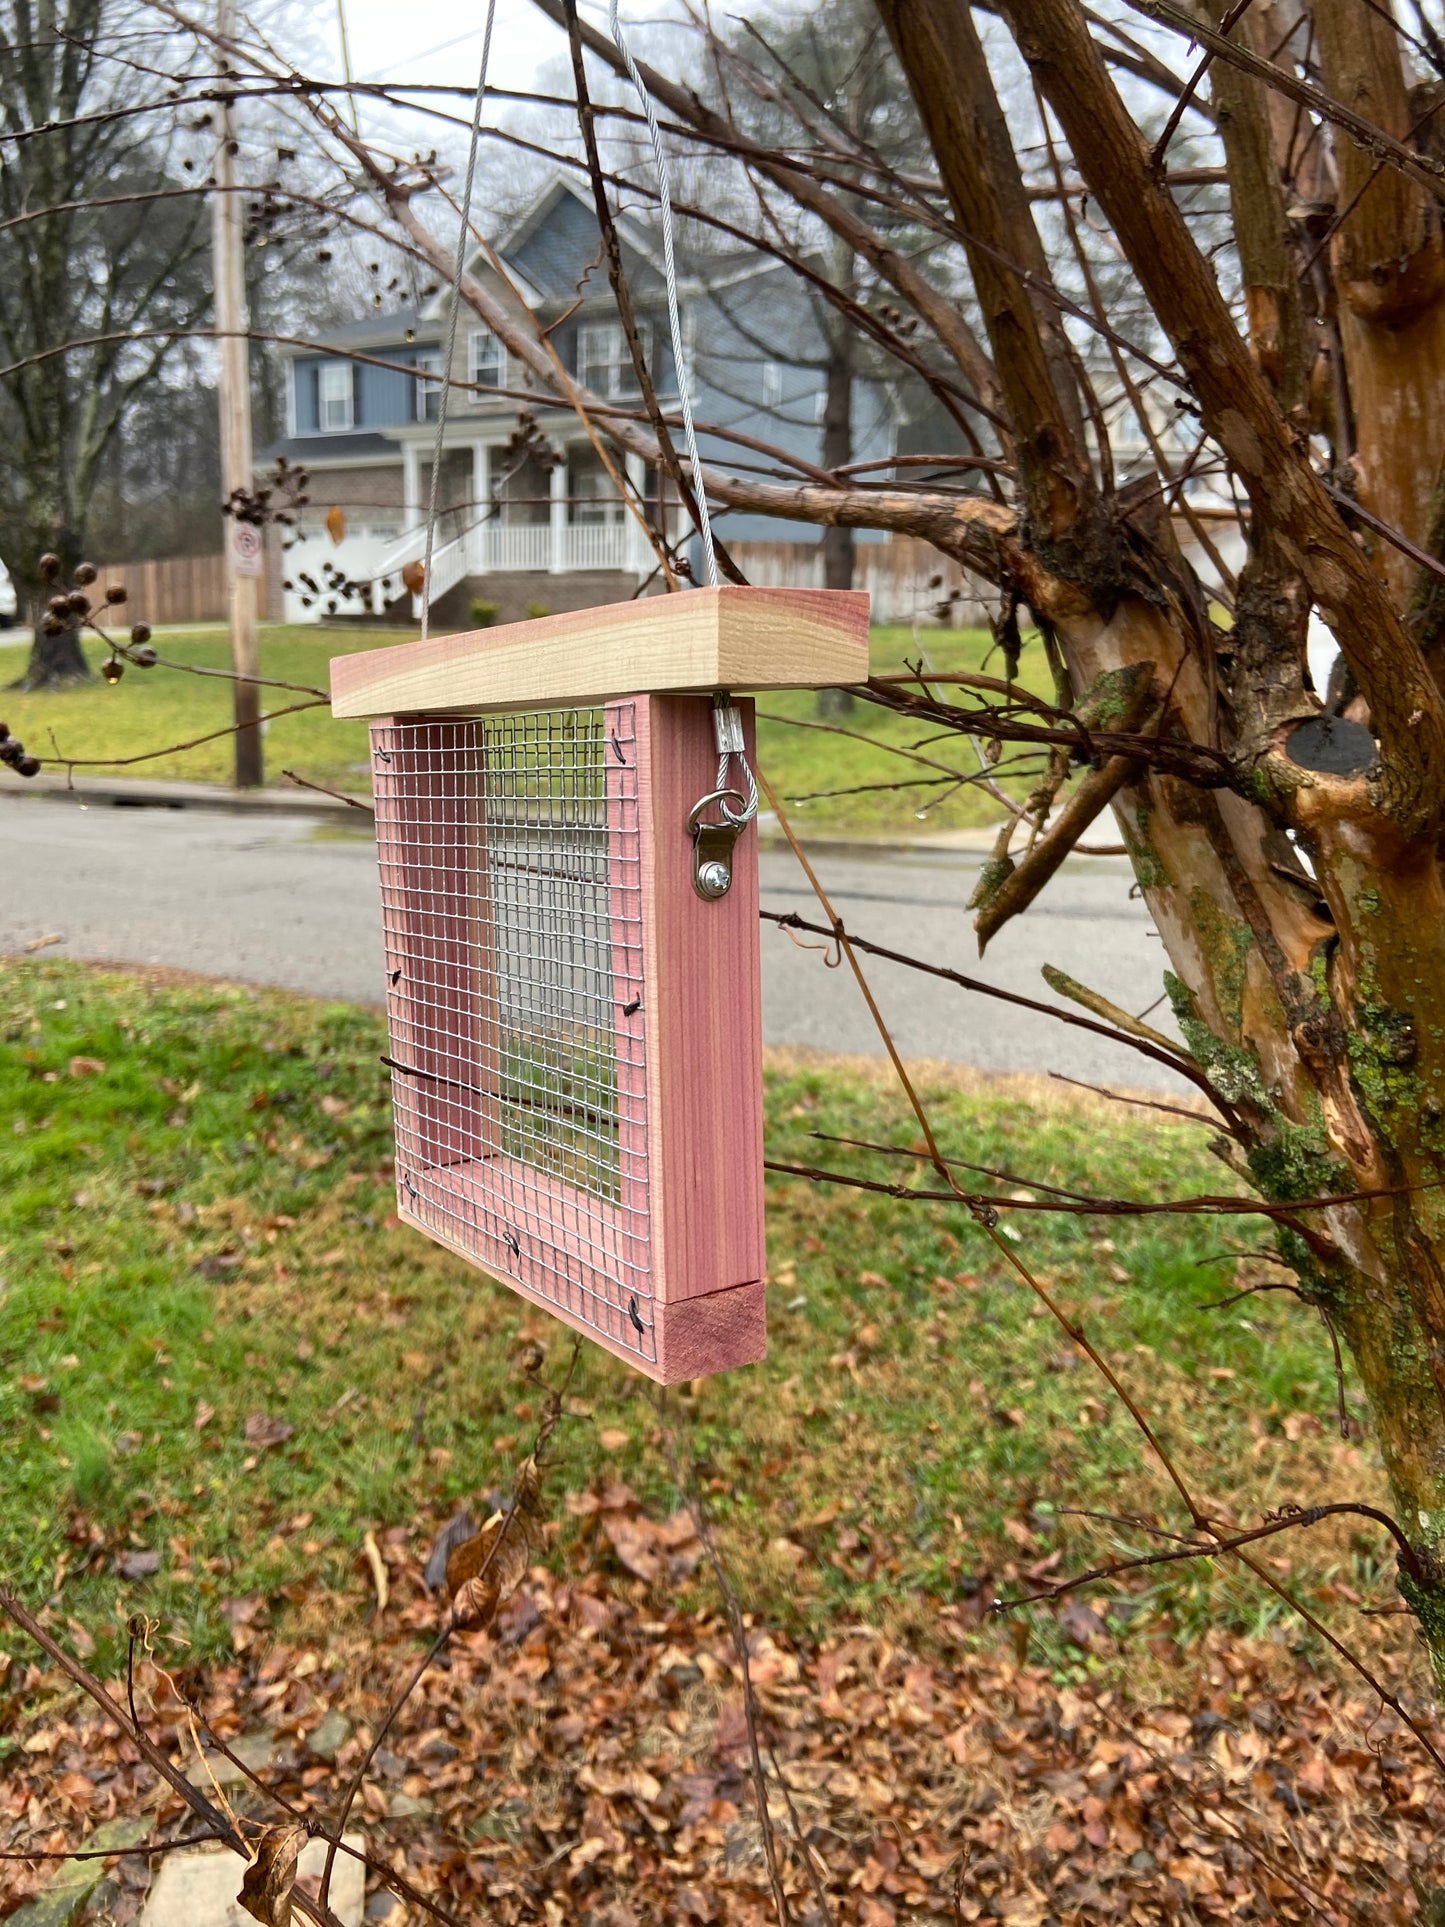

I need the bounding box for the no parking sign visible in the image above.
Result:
[230,521,263,578]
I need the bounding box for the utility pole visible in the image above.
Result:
[213,0,262,788]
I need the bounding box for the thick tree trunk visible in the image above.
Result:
[13,531,91,690]
[16,619,91,689]
[1313,0,1445,598]
[878,0,1445,1681]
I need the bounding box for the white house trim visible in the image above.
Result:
[402,442,421,533]
[548,452,568,574]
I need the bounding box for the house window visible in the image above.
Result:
[577,320,649,398]
[469,329,505,399]
[414,352,442,423]
[318,361,354,433]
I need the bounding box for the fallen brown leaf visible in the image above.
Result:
[238,1822,307,1926]
[362,1529,389,1615]
[115,1547,161,1579]
[244,1412,295,1450]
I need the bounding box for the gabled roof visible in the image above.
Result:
[286,306,437,356]
[284,173,780,355]
[494,175,657,272]
[476,174,760,306]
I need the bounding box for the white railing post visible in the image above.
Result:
[402,443,421,533]
[472,443,490,575]
[549,454,568,574]
[625,454,649,579]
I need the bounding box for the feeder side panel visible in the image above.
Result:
[636,694,767,1306]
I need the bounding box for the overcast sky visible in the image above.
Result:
[338,0,583,99]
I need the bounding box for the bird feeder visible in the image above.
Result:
[330,586,868,1381]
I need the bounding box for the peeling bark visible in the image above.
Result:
[1313,0,1445,597]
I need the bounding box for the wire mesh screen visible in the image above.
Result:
[372,704,656,1366]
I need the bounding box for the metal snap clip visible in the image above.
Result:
[687,787,747,900]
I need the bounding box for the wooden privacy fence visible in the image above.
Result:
[728,516,1245,626]
[94,552,278,627]
[727,536,994,627]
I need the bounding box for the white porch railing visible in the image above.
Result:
[282,515,651,625]
[475,522,633,573]
[365,519,639,615]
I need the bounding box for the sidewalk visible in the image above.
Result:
[0,619,230,649]
[0,769,1006,851]
[0,769,368,825]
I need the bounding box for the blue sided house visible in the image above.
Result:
[262,175,900,624]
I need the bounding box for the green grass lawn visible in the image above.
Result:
[0,960,1397,1696]
[1,621,1054,837]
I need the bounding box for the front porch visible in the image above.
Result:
[280,435,678,626]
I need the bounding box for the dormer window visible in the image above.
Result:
[468,329,505,400]
[577,320,649,398]
[318,360,354,432]
[414,352,443,423]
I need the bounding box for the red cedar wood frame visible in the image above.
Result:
[337,587,869,1381]
[330,585,870,718]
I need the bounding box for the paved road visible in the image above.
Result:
[0,794,1186,1091]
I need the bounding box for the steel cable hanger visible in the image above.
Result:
[608,0,718,592]
[422,2,756,874]
[609,1,758,869]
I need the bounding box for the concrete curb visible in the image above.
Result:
[0,773,1010,853]
[0,770,371,826]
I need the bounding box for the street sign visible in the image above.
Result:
[230,521,264,579]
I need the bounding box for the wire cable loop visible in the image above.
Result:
[709,693,758,827]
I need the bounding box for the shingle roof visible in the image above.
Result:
[287,308,437,355]
[257,432,397,463]
[282,176,766,359]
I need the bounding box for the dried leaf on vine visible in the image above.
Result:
[446,1509,530,1629]
[238,1823,307,1926]
[324,505,346,545]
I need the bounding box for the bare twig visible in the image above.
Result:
[657,1395,792,1925]
[316,1338,579,1909]
[758,906,1236,1118]
[996,1499,1425,1606]
[0,1829,227,1862]
[278,769,374,813]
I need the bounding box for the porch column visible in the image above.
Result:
[402,442,421,534]
[549,449,568,574]
[625,452,648,579]
[471,442,490,573]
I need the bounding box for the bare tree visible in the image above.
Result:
[267,0,1445,1686]
[0,0,211,685]
[14,0,1445,1757]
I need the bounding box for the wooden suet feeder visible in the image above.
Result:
[330,586,868,1381]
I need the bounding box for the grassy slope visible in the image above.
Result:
[1,622,1052,836]
[0,962,1397,1696]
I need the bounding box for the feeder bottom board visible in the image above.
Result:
[397,1156,766,1383]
